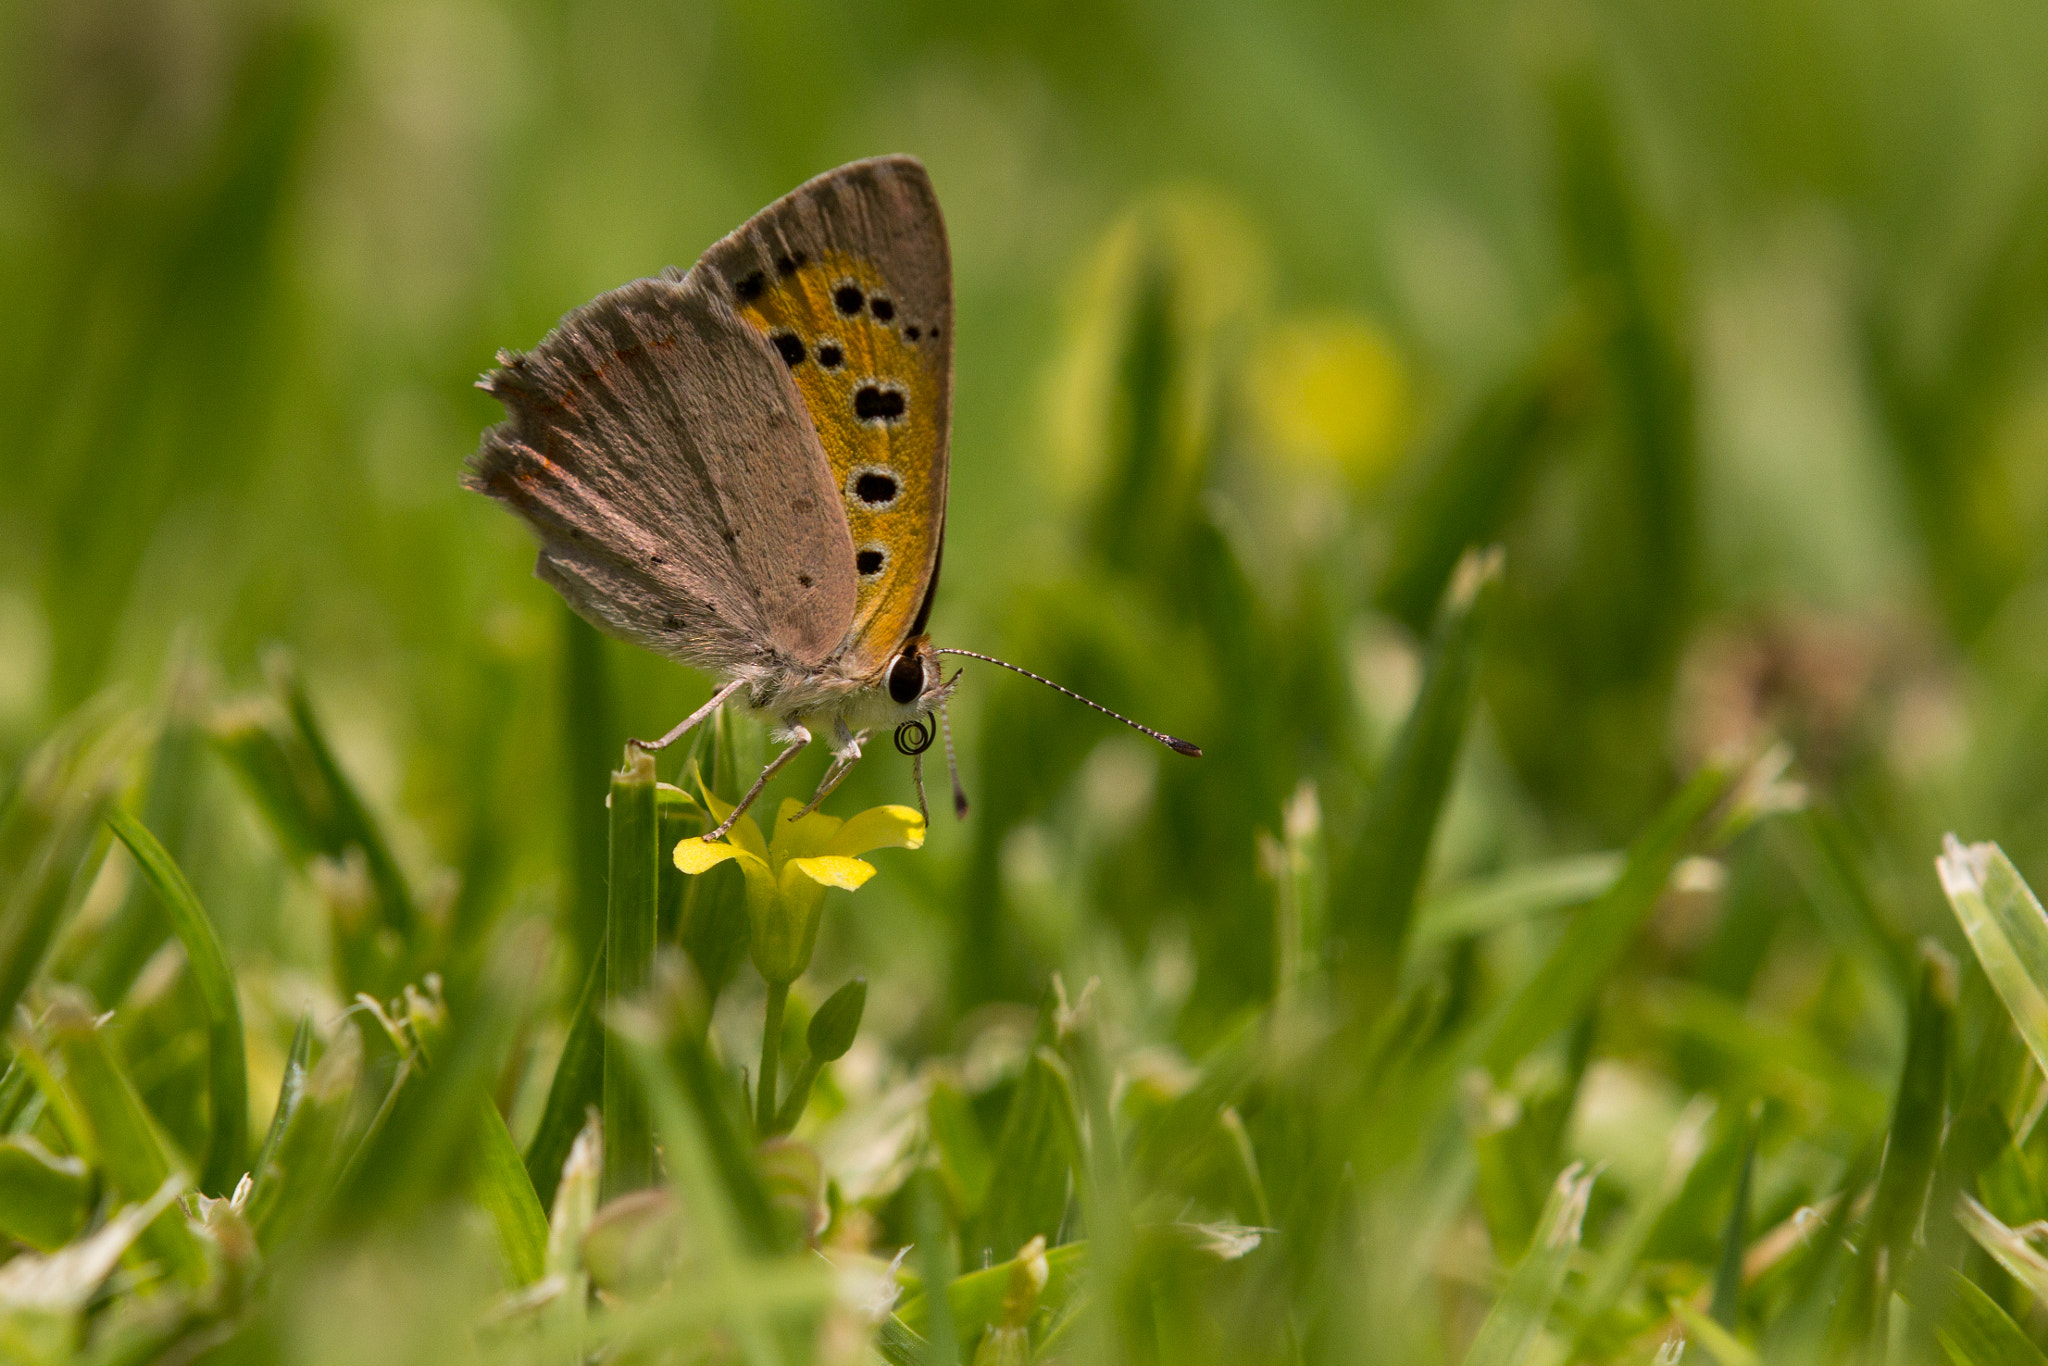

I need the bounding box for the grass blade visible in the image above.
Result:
[103,804,247,1195]
[271,657,417,945]
[561,607,615,992]
[1940,838,2048,1080]
[1959,1193,2048,1305]
[1711,1104,1760,1330]
[471,1092,548,1286]
[616,1009,809,1366]
[524,945,604,1210]
[603,748,658,1199]
[1336,545,1502,996]
[250,1025,361,1252]
[1461,1163,1596,1366]
[967,990,1082,1265]
[1410,852,1622,948]
[0,1136,91,1251]
[0,713,132,1027]
[1480,761,1733,1074]
[251,1014,313,1192]
[45,992,206,1285]
[1835,945,1957,1349]
[1938,1266,2048,1365]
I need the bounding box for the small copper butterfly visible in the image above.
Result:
[467,157,1199,836]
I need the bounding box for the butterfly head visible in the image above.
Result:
[877,635,954,722]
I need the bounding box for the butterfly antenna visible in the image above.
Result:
[939,681,970,819]
[934,650,1202,757]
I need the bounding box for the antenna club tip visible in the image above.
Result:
[953,794,971,819]
[1165,737,1204,758]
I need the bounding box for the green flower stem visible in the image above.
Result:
[756,979,788,1136]
[603,749,658,1199]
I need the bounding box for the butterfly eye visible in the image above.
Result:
[888,651,925,705]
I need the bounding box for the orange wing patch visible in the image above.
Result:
[733,251,944,669]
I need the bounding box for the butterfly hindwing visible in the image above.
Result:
[696,155,953,679]
[467,275,858,670]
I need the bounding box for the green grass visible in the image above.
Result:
[9,0,2048,1360]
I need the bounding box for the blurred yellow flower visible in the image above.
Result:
[673,791,925,985]
[1246,314,1409,481]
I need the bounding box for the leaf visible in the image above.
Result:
[1461,1163,1596,1366]
[103,804,247,1196]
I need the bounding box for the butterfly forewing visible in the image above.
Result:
[696,155,953,680]
[467,276,858,670]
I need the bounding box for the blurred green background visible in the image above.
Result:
[8,0,2048,1357]
[7,0,2048,1014]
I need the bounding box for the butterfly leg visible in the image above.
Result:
[792,722,871,821]
[702,724,811,841]
[628,678,748,753]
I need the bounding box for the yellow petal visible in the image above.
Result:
[784,855,876,892]
[694,777,769,862]
[673,839,745,875]
[826,805,927,858]
[769,798,843,862]
[729,813,770,864]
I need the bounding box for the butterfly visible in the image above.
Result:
[466,156,1198,839]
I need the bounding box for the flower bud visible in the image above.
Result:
[806,976,867,1062]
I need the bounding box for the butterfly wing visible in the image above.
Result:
[697,155,953,679]
[467,275,858,671]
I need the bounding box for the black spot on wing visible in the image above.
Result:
[854,385,906,423]
[735,271,766,302]
[816,342,843,369]
[856,546,885,576]
[834,284,864,315]
[853,469,899,506]
[869,296,895,322]
[772,332,805,366]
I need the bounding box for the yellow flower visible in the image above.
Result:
[1245,313,1409,482]
[672,791,925,985]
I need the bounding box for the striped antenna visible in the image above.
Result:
[934,650,1202,758]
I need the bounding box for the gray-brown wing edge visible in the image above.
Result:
[466,273,858,672]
